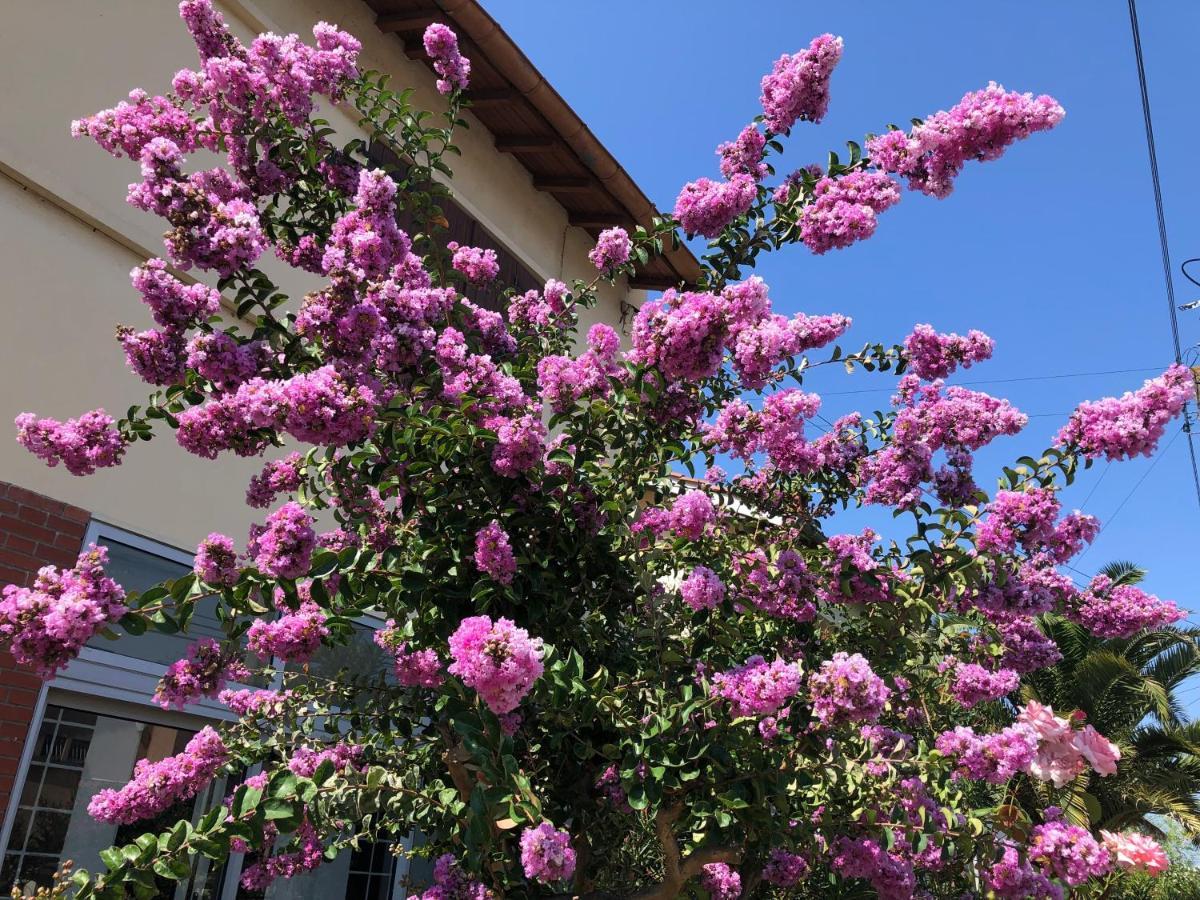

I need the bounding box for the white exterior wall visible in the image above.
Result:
[0,0,638,552]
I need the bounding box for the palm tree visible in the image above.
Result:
[1020,561,1200,836]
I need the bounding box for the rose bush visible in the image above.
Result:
[5,3,1192,897]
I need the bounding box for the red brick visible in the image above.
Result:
[60,504,90,524]
[0,756,20,776]
[0,547,40,570]
[3,670,41,692]
[45,513,84,537]
[0,498,18,517]
[0,567,28,587]
[8,521,55,546]
[6,486,51,510]
[51,531,84,553]
[16,506,47,528]
[4,689,37,709]
[5,535,36,556]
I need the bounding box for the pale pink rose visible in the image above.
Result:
[1101,831,1169,875]
[1026,739,1087,788]
[1074,725,1120,777]
[1017,699,1071,743]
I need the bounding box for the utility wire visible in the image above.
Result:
[1127,0,1200,509]
[1075,425,1183,565]
[818,366,1163,397]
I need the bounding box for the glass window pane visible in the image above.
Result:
[46,723,93,768]
[37,768,82,811]
[10,854,58,890]
[9,808,31,848]
[291,622,391,682]
[31,721,56,763]
[1,855,20,890]
[19,766,45,807]
[25,811,70,854]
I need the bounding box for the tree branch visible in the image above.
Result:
[627,803,743,900]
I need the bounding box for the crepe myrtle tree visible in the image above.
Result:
[4,4,1193,898]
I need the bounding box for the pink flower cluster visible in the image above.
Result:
[424,24,470,94]
[195,533,239,586]
[131,258,220,329]
[950,662,1019,708]
[219,687,291,716]
[176,365,376,459]
[72,89,197,159]
[997,616,1063,674]
[982,845,1062,899]
[808,652,890,727]
[800,171,901,255]
[717,125,768,181]
[246,601,329,663]
[937,723,1038,784]
[246,453,303,508]
[237,818,325,891]
[673,174,757,239]
[712,655,802,719]
[15,409,127,476]
[288,741,365,777]
[419,855,493,900]
[761,849,809,887]
[509,279,570,330]
[867,82,1065,198]
[668,490,716,541]
[1071,575,1185,638]
[818,530,895,605]
[186,331,262,391]
[537,324,624,412]
[831,836,915,900]
[250,502,316,580]
[118,326,186,385]
[976,488,1098,563]
[1056,364,1192,461]
[700,863,741,900]
[680,566,725,611]
[155,638,249,709]
[588,227,633,273]
[859,377,1027,508]
[474,521,517,585]
[630,277,848,391]
[374,625,444,688]
[1101,831,1169,876]
[0,546,126,677]
[88,726,227,824]
[759,34,843,132]
[735,548,817,622]
[449,242,500,284]
[326,175,413,285]
[128,139,268,276]
[903,323,994,381]
[1027,811,1111,886]
[520,823,577,883]
[448,615,544,715]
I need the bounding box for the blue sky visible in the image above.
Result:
[485,0,1200,668]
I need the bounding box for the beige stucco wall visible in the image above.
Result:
[0,0,638,554]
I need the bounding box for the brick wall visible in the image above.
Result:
[0,481,89,829]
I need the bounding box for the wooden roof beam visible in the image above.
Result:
[628,275,681,291]
[532,176,594,193]
[568,211,635,228]
[376,12,440,33]
[495,135,559,153]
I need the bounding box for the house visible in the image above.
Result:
[0,1,696,895]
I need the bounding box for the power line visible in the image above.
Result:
[818,366,1164,397]
[1127,0,1200,509]
[1075,424,1184,565]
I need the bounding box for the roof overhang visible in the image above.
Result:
[363,0,701,290]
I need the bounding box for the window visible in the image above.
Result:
[346,840,399,900]
[366,142,543,312]
[2,705,94,891]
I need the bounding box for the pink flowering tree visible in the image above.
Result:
[5,5,1195,898]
